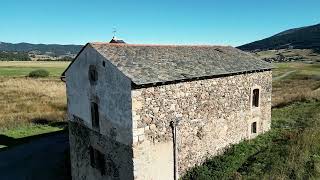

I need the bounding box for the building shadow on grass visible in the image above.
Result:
[0,129,71,180]
[32,118,69,129]
[0,135,16,147]
[0,118,69,151]
[0,129,68,151]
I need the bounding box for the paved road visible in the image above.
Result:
[0,132,69,180]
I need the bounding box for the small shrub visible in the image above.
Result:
[28,69,49,78]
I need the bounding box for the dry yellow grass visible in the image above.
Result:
[0,77,66,130]
[271,62,320,107]
[272,79,320,107]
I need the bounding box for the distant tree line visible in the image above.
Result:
[37,57,73,61]
[0,42,83,56]
[0,51,31,61]
[0,51,74,61]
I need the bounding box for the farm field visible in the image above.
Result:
[0,61,70,77]
[272,62,320,107]
[252,49,320,63]
[0,61,69,148]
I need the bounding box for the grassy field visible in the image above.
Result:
[272,62,320,107]
[253,49,320,63]
[0,77,67,130]
[0,61,69,148]
[0,124,65,149]
[0,61,70,77]
[273,78,320,108]
[183,62,320,179]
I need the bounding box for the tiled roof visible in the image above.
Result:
[89,43,272,85]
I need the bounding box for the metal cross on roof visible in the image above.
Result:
[112,27,117,38]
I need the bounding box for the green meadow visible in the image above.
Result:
[0,61,70,77]
[0,61,69,148]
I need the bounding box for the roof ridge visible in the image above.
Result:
[90,42,232,48]
[62,42,272,85]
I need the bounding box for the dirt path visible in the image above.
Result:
[313,86,320,93]
[273,70,296,81]
[0,132,69,180]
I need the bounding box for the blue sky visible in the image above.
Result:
[1,0,319,46]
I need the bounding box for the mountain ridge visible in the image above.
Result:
[238,23,320,51]
[0,42,83,57]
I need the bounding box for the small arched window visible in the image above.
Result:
[251,122,257,134]
[91,102,100,131]
[252,89,259,107]
[89,65,98,85]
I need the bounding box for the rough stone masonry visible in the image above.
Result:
[62,42,272,180]
[132,71,272,178]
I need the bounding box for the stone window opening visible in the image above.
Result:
[91,102,100,131]
[89,146,106,175]
[89,65,98,85]
[252,89,259,107]
[251,122,257,134]
[102,61,106,67]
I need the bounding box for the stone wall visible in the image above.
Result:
[69,121,133,180]
[66,45,133,145]
[66,45,134,179]
[131,71,272,178]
